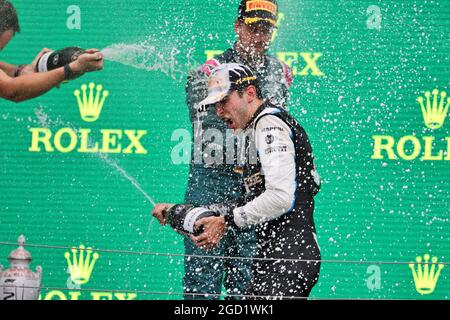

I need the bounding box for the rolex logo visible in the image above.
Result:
[371,88,450,161]
[74,83,109,123]
[40,245,138,299]
[65,245,99,285]
[409,254,444,295]
[417,89,450,130]
[29,82,148,155]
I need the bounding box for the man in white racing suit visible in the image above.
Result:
[152,63,321,299]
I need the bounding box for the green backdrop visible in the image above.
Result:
[0,0,448,300]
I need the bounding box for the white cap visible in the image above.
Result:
[199,63,257,108]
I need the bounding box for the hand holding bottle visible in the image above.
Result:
[69,49,104,74]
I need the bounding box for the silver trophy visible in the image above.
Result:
[0,235,42,300]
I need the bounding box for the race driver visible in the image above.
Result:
[153,63,321,299]
[181,0,292,299]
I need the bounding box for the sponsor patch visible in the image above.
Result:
[246,1,277,15]
[265,145,287,154]
[265,134,275,144]
[262,126,284,133]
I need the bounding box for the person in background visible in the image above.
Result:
[0,0,103,103]
[154,0,293,300]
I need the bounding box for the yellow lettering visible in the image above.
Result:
[54,128,78,153]
[78,129,99,153]
[276,52,298,75]
[299,53,324,76]
[371,135,397,160]
[29,128,148,155]
[67,292,81,300]
[204,50,224,61]
[91,292,113,300]
[446,137,450,161]
[44,291,67,300]
[123,130,148,154]
[100,129,123,153]
[421,136,443,161]
[29,128,54,152]
[114,293,138,300]
[204,50,325,77]
[41,291,135,300]
[397,136,421,160]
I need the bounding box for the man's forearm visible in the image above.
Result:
[3,67,66,102]
[0,62,18,77]
[205,201,242,228]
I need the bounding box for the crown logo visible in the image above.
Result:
[417,89,450,130]
[74,83,109,122]
[65,245,99,285]
[409,254,444,295]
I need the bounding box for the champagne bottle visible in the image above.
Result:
[166,204,218,236]
[35,47,85,72]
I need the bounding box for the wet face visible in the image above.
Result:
[0,30,14,51]
[215,88,254,131]
[235,20,275,58]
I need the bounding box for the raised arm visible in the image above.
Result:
[0,50,103,103]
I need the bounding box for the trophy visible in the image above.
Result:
[0,235,42,300]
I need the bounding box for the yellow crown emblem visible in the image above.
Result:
[74,83,109,122]
[409,254,444,295]
[417,89,450,130]
[65,245,99,285]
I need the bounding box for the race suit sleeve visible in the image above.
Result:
[233,115,297,228]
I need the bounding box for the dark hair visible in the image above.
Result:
[0,0,20,34]
[236,84,264,100]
